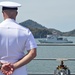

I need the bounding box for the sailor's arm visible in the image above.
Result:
[13,48,37,69]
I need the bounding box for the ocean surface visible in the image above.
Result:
[27,36,75,74]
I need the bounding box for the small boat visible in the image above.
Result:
[39,32,73,43]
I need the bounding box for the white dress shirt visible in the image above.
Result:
[0,18,37,75]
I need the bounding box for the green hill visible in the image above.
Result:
[19,19,46,29]
[19,19,75,38]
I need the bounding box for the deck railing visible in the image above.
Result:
[37,43,75,46]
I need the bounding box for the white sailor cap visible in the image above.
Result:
[0,1,21,10]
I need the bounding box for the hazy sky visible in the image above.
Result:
[0,0,75,32]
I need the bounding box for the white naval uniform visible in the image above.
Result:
[0,18,37,75]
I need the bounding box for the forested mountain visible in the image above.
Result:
[19,19,46,29]
[62,29,75,36]
[19,19,75,38]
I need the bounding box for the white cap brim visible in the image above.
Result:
[0,1,21,8]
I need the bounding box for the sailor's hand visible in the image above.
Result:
[1,63,14,75]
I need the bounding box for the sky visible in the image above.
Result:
[0,0,75,32]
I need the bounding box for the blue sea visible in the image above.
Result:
[27,37,75,74]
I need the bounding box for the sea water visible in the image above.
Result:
[27,37,75,74]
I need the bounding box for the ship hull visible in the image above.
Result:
[39,40,73,43]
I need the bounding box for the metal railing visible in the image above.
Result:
[37,43,75,46]
[28,74,75,75]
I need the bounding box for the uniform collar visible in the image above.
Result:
[0,18,17,27]
[4,18,16,22]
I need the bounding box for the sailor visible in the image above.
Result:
[0,1,37,75]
